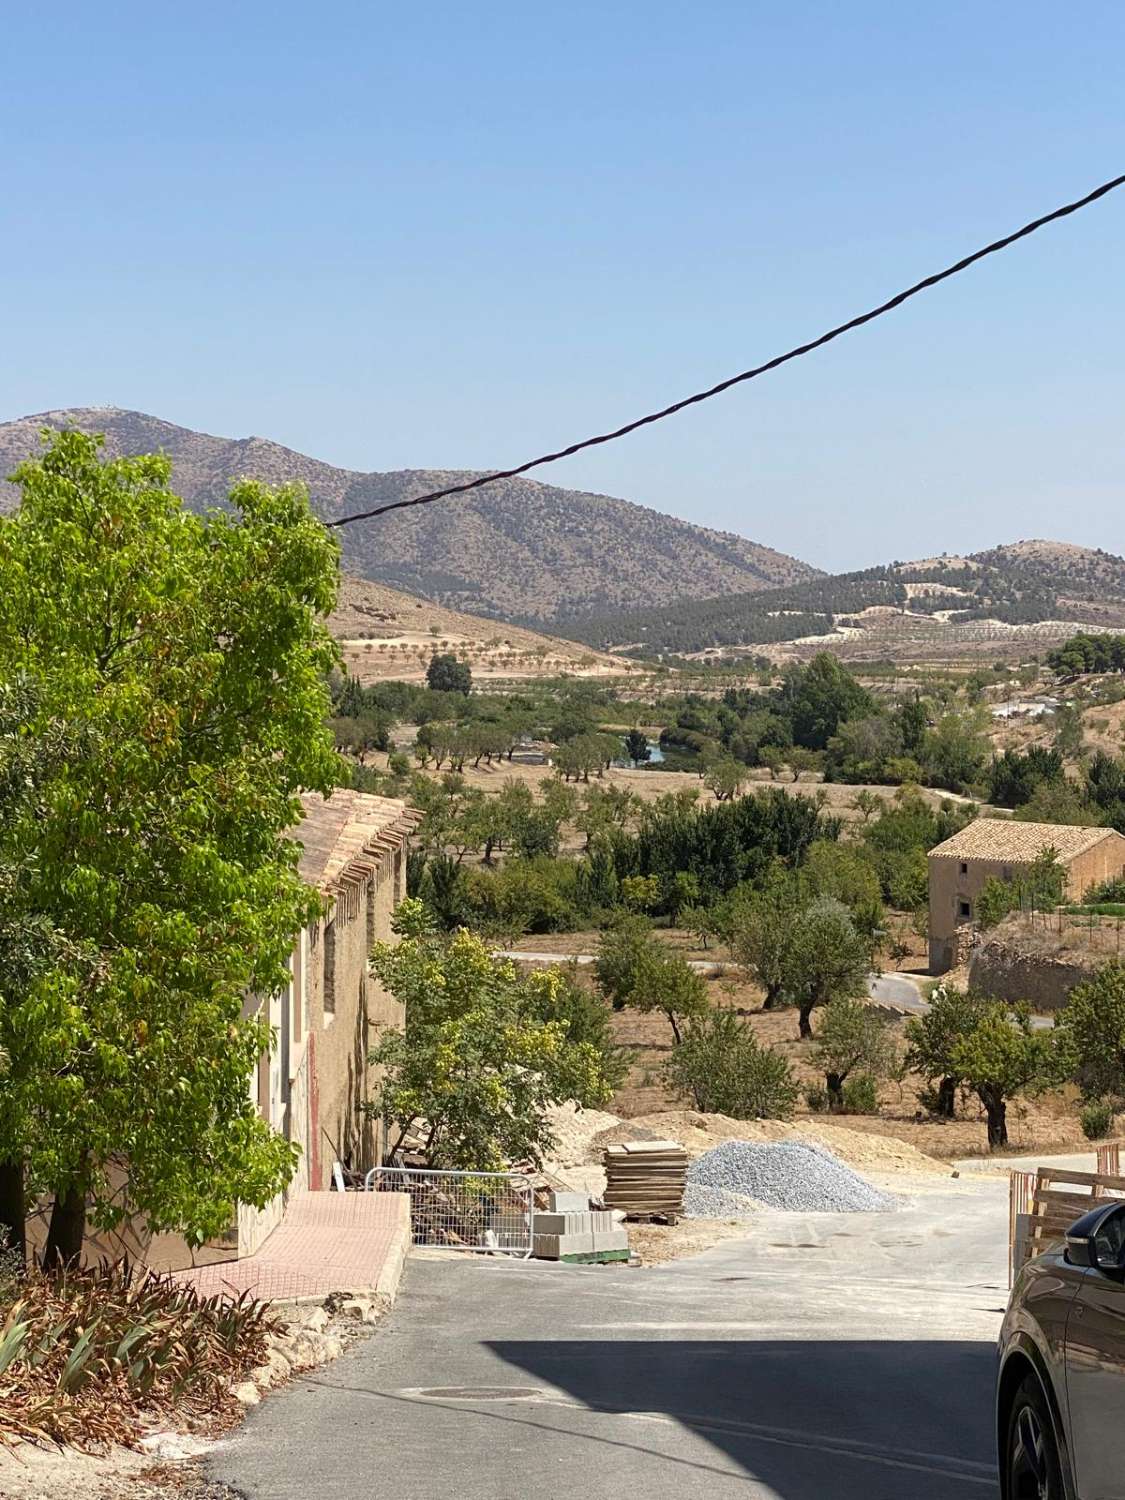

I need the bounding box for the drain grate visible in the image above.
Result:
[414,1386,545,1401]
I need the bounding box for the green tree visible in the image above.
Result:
[852,789,884,823]
[812,997,895,1111]
[426,652,472,695]
[949,1003,1057,1148]
[704,758,747,801]
[368,913,615,1167]
[905,986,990,1118]
[594,919,709,1042]
[1055,961,1125,1102]
[785,897,871,1039]
[919,709,990,793]
[725,869,802,1011]
[799,839,884,939]
[624,728,651,766]
[788,747,820,782]
[664,1010,797,1118]
[780,654,874,750]
[0,431,340,1263]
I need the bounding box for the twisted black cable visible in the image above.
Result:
[328,171,1125,529]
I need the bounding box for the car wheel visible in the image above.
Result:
[1006,1376,1063,1500]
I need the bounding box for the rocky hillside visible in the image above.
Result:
[0,408,817,623]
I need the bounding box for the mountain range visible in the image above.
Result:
[0,408,815,623]
[564,541,1125,661]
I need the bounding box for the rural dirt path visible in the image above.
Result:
[500,952,931,1014]
[210,1172,1007,1498]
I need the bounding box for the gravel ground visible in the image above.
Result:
[687,1139,896,1214]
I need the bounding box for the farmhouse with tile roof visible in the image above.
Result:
[927,818,1125,973]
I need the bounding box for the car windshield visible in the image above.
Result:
[1094,1208,1125,1266]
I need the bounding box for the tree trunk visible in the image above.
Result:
[0,1159,25,1258]
[43,1180,86,1268]
[482,838,495,865]
[826,1072,845,1112]
[668,1012,682,1045]
[762,983,781,1011]
[936,1076,957,1119]
[979,1086,1008,1149]
[798,1003,814,1040]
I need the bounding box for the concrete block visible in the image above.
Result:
[532,1211,595,1236]
[589,1210,614,1233]
[533,1231,595,1260]
[591,1229,630,1253]
[547,1191,590,1213]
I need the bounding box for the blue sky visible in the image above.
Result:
[2,2,1123,571]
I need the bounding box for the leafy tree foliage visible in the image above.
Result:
[426,652,472,695]
[948,1003,1057,1148]
[988,747,1065,808]
[664,1010,797,1118]
[812,998,895,1111]
[1047,631,1125,676]
[594,918,709,1042]
[784,897,871,1039]
[904,985,990,1118]
[368,909,615,1168]
[0,431,340,1262]
[1055,961,1125,1102]
[624,728,651,766]
[777,655,875,751]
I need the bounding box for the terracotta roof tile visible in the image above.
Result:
[929,818,1120,864]
[294,790,412,894]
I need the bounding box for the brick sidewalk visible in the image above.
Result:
[171,1190,410,1302]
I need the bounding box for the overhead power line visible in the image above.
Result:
[328,170,1125,530]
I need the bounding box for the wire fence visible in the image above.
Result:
[365,1166,534,1257]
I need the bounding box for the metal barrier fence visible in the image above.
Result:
[365,1166,534,1258]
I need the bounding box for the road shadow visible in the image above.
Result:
[486,1337,999,1498]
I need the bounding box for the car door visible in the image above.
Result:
[1064,1205,1125,1498]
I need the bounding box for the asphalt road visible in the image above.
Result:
[211,1174,1008,1499]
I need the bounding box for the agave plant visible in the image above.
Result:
[0,1257,278,1449]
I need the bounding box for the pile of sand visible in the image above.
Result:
[592,1110,951,1176]
[541,1104,950,1209]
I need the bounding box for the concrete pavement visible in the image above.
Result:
[211,1172,1008,1498]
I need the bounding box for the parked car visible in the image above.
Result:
[997,1199,1125,1498]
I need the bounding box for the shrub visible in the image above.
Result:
[841,1074,880,1114]
[804,1084,829,1113]
[664,1009,798,1118]
[0,1259,275,1449]
[1080,1099,1115,1141]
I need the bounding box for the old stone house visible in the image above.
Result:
[927,818,1125,974]
[29,788,415,1270]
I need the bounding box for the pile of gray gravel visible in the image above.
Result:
[685,1139,895,1215]
[682,1181,760,1220]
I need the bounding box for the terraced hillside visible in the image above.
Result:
[564,545,1125,663]
[329,574,635,683]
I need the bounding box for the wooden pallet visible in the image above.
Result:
[1023,1165,1125,1265]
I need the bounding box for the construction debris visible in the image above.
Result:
[603,1139,688,1222]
